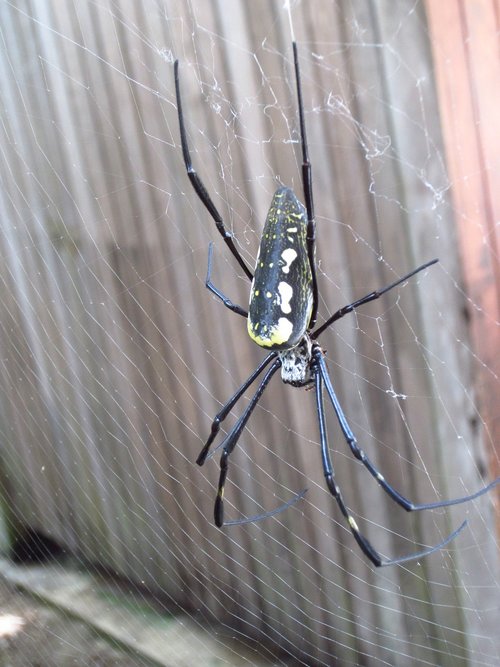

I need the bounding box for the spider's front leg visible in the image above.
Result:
[314,351,500,513]
[311,258,438,339]
[206,357,306,527]
[197,352,277,465]
[212,358,280,526]
[311,346,466,567]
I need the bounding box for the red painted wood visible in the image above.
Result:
[425,0,500,519]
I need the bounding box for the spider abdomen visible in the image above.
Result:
[247,187,313,350]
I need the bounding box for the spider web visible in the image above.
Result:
[0,1,498,665]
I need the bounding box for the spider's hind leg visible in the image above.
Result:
[205,243,248,318]
[174,60,253,280]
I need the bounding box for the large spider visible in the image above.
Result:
[174,44,499,567]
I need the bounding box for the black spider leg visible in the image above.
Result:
[174,60,253,281]
[312,258,439,340]
[213,358,307,527]
[197,350,277,466]
[313,356,467,567]
[315,349,500,511]
[292,42,319,329]
[205,243,248,318]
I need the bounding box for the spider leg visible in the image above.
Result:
[292,42,318,329]
[197,351,277,465]
[174,60,253,281]
[213,358,307,527]
[222,489,308,527]
[205,243,248,318]
[311,258,438,340]
[314,350,500,512]
[313,363,467,567]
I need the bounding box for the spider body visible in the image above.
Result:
[248,186,313,352]
[278,334,313,386]
[174,44,500,567]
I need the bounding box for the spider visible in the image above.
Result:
[174,43,499,567]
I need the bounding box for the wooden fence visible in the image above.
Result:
[0,1,498,665]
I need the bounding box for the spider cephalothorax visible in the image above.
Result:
[174,43,500,567]
[279,335,313,386]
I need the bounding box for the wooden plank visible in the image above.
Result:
[425,2,500,660]
[426,0,500,494]
[0,1,498,665]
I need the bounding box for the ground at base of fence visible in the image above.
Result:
[0,558,279,667]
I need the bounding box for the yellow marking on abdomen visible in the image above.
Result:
[247,317,293,347]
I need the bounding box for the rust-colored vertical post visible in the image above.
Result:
[425,0,500,528]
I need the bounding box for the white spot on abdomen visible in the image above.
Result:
[275,317,293,342]
[278,281,293,314]
[281,248,297,274]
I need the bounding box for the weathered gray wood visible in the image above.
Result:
[0,1,497,665]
